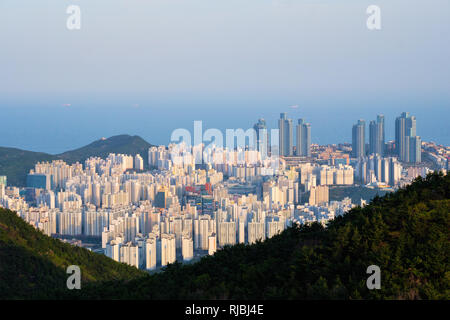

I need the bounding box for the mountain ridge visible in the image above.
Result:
[0,134,154,187]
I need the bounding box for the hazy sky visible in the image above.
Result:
[0,0,449,152]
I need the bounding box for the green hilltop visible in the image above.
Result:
[0,172,448,299]
[0,148,56,188]
[0,134,154,187]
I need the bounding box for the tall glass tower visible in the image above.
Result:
[352,119,366,158]
[395,112,421,163]
[369,114,385,156]
[296,119,311,157]
[278,113,293,156]
[253,118,268,158]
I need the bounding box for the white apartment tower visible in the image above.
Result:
[160,233,176,266]
[134,154,144,171]
[182,235,194,261]
[145,235,158,270]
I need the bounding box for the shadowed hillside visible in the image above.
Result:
[0,148,56,187]
[0,207,148,299]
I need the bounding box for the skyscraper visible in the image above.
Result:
[278,113,293,156]
[409,135,422,163]
[369,115,385,156]
[253,118,268,158]
[352,119,366,158]
[296,119,311,157]
[395,112,421,163]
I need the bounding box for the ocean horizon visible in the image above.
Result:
[1,94,448,154]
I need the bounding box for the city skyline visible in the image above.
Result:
[1,104,449,154]
[1,1,449,154]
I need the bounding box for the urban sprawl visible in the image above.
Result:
[0,112,448,271]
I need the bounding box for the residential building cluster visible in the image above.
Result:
[0,111,447,270]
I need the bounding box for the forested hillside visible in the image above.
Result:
[77,172,449,299]
[1,172,448,300]
[0,207,147,299]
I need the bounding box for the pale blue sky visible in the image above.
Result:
[2,0,449,96]
[0,0,449,152]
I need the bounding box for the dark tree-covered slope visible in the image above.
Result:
[0,172,448,300]
[0,208,147,299]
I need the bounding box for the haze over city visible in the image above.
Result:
[1,0,449,152]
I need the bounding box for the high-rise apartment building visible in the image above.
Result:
[409,136,422,163]
[208,234,217,255]
[145,235,157,270]
[369,115,385,156]
[197,215,214,250]
[395,112,421,163]
[356,156,402,186]
[217,221,236,247]
[160,233,176,266]
[247,221,265,244]
[278,113,293,156]
[308,185,329,206]
[389,157,402,186]
[120,242,140,268]
[0,183,5,199]
[253,118,268,158]
[154,188,167,209]
[352,119,366,158]
[134,154,144,171]
[181,235,193,261]
[296,119,311,157]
